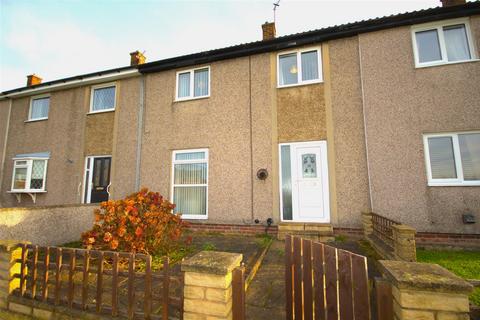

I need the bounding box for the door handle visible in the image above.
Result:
[106,183,111,195]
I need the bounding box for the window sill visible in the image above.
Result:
[174,95,210,103]
[277,80,323,89]
[415,58,480,69]
[428,181,480,187]
[182,215,208,220]
[24,118,48,123]
[87,109,115,115]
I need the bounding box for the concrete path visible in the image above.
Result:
[246,240,286,320]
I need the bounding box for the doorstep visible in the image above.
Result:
[277,222,334,242]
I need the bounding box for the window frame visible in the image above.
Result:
[89,82,117,114]
[423,131,480,186]
[277,46,323,88]
[10,157,49,192]
[411,18,477,68]
[170,148,209,220]
[27,94,50,122]
[175,66,211,102]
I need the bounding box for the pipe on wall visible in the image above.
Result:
[0,99,12,203]
[135,75,146,191]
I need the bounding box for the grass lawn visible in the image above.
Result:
[416,248,480,306]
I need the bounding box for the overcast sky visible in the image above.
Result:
[0,0,444,91]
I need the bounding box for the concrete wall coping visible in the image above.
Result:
[181,251,242,275]
[0,240,29,252]
[392,224,416,233]
[379,260,473,294]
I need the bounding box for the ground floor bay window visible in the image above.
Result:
[171,149,208,219]
[279,141,330,223]
[9,152,49,203]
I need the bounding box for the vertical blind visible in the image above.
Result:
[31,97,50,119]
[178,72,190,98]
[301,51,319,81]
[416,29,442,63]
[173,151,207,216]
[279,53,298,86]
[92,86,115,111]
[443,24,471,62]
[428,137,457,179]
[194,68,209,97]
[459,133,480,181]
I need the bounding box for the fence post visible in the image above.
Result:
[392,225,416,262]
[379,260,472,320]
[182,251,242,320]
[0,240,29,312]
[361,212,373,238]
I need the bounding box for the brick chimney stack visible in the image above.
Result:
[130,51,146,66]
[27,74,42,86]
[262,22,276,41]
[440,0,466,7]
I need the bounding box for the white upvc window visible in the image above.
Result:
[412,18,477,68]
[175,66,210,101]
[423,132,480,186]
[277,47,322,88]
[11,156,49,192]
[171,149,208,219]
[89,83,116,113]
[28,95,50,121]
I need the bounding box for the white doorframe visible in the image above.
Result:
[82,155,111,204]
[279,141,330,223]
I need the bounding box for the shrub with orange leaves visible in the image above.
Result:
[82,188,190,256]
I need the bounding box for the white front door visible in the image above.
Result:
[280,141,330,223]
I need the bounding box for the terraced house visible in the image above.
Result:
[1,0,479,240]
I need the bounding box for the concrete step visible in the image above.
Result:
[277,223,334,242]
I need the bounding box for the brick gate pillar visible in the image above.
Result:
[380,260,472,320]
[181,251,242,320]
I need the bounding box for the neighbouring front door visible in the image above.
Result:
[280,141,330,223]
[84,156,111,203]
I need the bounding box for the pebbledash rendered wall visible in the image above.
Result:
[359,16,480,234]
[0,77,140,208]
[0,204,95,245]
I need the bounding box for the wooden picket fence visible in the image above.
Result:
[285,235,371,320]
[13,244,183,319]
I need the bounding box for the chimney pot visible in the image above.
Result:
[262,22,276,41]
[27,74,42,86]
[440,0,466,7]
[130,51,146,66]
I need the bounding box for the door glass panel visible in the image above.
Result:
[302,153,317,178]
[281,145,292,220]
[93,159,102,186]
[102,158,111,186]
[459,133,480,181]
[428,137,457,179]
[13,167,27,189]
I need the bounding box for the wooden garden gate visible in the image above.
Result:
[285,235,393,320]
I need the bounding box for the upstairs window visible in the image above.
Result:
[11,153,49,192]
[90,83,116,113]
[412,19,476,67]
[28,95,50,121]
[278,47,322,87]
[424,132,480,186]
[176,67,210,101]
